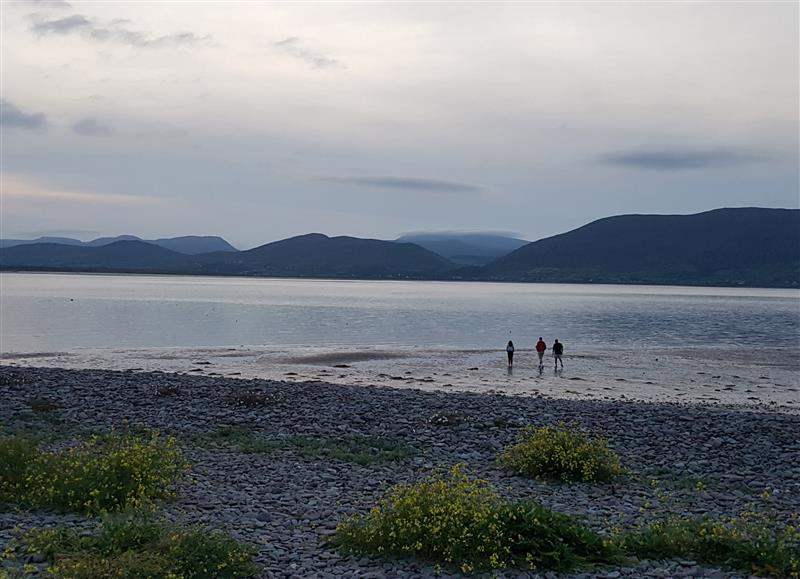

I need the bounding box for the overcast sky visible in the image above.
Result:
[2,1,798,249]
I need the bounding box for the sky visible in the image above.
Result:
[1,1,798,250]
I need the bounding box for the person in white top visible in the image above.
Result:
[506,340,515,367]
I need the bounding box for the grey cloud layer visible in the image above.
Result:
[317,177,484,194]
[273,37,339,69]
[1,99,47,128]
[600,148,764,171]
[72,118,114,137]
[30,14,209,47]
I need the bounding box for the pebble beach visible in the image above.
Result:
[1,365,799,578]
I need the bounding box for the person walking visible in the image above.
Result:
[506,340,515,367]
[535,337,547,368]
[553,339,564,370]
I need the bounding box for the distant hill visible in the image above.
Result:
[2,209,797,287]
[396,233,528,265]
[482,208,800,287]
[150,236,237,254]
[0,235,237,254]
[197,233,453,278]
[0,236,85,248]
[0,240,192,271]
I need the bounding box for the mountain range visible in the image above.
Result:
[395,233,528,265]
[0,235,236,254]
[1,208,798,287]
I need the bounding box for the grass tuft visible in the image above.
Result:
[498,422,623,483]
[196,426,416,465]
[13,512,259,578]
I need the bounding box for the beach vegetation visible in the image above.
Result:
[289,434,416,465]
[428,411,468,426]
[153,384,181,398]
[195,426,283,454]
[27,398,61,413]
[224,389,273,408]
[0,430,189,515]
[196,426,416,465]
[330,465,620,573]
[618,511,800,577]
[498,422,623,483]
[13,512,259,578]
[0,371,26,387]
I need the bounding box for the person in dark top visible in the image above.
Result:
[553,339,564,370]
[506,340,515,367]
[535,337,547,368]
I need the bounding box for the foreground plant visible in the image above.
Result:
[12,512,259,579]
[330,465,620,573]
[498,422,623,483]
[0,430,189,515]
[619,509,800,577]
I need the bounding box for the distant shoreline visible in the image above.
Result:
[2,267,798,290]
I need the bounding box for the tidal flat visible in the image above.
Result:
[1,365,798,578]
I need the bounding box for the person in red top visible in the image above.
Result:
[535,337,547,368]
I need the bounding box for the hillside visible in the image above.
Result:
[0,235,236,254]
[0,240,193,271]
[483,208,800,287]
[396,233,528,265]
[198,233,453,278]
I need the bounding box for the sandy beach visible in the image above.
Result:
[1,364,798,578]
[3,344,798,411]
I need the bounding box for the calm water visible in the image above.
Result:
[1,273,799,352]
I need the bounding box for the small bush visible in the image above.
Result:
[27,398,61,413]
[619,514,800,577]
[0,431,189,515]
[428,411,468,426]
[0,436,39,503]
[153,384,180,398]
[20,513,259,578]
[224,390,273,408]
[498,422,623,483]
[330,466,619,573]
[0,371,26,386]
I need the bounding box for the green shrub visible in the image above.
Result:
[498,422,623,482]
[0,436,39,503]
[330,465,620,573]
[0,431,189,515]
[20,513,259,579]
[619,514,800,577]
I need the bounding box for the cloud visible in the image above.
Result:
[599,148,765,171]
[316,176,485,194]
[30,14,209,48]
[0,99,47,128]
[72,117,114,137]
[2,174,166,206]
[30,14,88,34]
[273,37,340,69]
[29,0,72,8]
